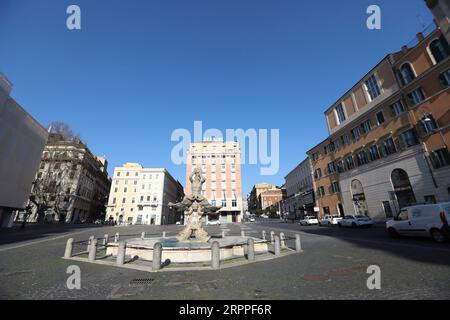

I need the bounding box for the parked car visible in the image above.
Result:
[338,215,373,228]
[386,202,450,243]
[94,219,102,225]
[319,215,343,226]
[299,216,319,226]
[249,217,256,222]
[206,219,221,226]
[175,221,181,225]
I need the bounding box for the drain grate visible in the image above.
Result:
[130,278,155,286]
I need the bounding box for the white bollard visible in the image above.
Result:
[64,238,74,258]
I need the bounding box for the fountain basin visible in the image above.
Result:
[106,236,268,263]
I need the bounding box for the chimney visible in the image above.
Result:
[417,32,425,42]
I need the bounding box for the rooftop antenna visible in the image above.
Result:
[416,14,427,30]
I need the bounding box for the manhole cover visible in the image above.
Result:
[130,278,154,286]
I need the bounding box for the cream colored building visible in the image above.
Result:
[106,163,183,225]
[185,141,243,223]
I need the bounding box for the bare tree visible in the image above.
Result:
[48,122,82,143]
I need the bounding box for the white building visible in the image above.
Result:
[106,163,184,225]
[0,73,48,228]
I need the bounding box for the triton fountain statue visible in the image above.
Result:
[169,167,220,242]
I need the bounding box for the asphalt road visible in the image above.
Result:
[0,220,449,299]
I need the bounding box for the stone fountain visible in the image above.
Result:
[105,168,268,264]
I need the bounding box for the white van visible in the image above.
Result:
[386,202,450,242]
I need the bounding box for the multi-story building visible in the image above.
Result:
[260,187,285,210]
[30,135,111,223]
[185,141,243,223]
[307,23,450,221]
[248,183,278,211]
[107,163,183,225]
[281,158,315,220]
[0,73,48,228]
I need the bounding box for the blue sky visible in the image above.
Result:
[0,0,434,195]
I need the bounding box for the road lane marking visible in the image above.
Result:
[0,229,102,252]
[247,223,450,253]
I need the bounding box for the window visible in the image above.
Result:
[112,198,116,204]
[351,127,361,140]
[424,195,437,204]
[398,129,419,149]
[408,88,425,106]
[361,120,372,134]
[430,148,450,169]
[346,156,355,170]
[356,150,368,166]
[331,182,340,193]
[364,74,381,101]
[126,172,129,177]
[340,134,350,146]
[318,186,325,197]
[440,69,450,87]
[117,172,121,177]
[124,187,127,193]
[122,198,126,204]
[114,188,118,193]
[368,145,380,161]
[314,168,322,179]
[382,138,397,156]
[335,104,346,123]
[390,100,406,116]
[328,162,336,174]
[312,152,319,161]
[376,111,385,125]
[336,160,345,173]
[429,37,450,64]
[420,115,438,135]
[399,63,415,85]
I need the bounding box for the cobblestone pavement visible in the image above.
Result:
[0,220,449,299]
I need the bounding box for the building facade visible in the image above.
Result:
[0,73,48,228]
[260,188,285,210]
[426,0,450,43]
[29,136,111,223]
[185,141,243,223]
[107,163,183,225]
[281,158,315,220]
[248,183,278,211]
[307,24,450,221]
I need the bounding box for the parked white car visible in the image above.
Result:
[249,217,256,222]
[206,219,221,226]
[386,202,450,243]
[338,215,373,228]
[299,216,319,226]
[319,215,343,226]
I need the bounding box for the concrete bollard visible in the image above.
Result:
[162,231,166,238]
[295,234,302,252]
[270,231,275,243]
[141,232,145,240]
[103,234,109,246]
[262,230,266,240]
[64,238,74,258]
[274,235,281,256]
[152,242,162,271]
[114,232,120,243]
[116,241,126,265]
[280,232,286,248]
[87,235,95,252]
[247,238,255,261]
[241,230,245,237]
[211,241,220,269]
[88,239,97,262]
[222,230,226,238]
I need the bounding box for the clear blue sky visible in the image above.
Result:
[0,0,433,195]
